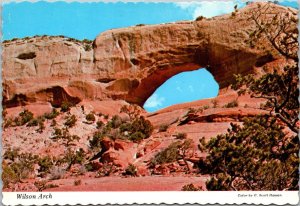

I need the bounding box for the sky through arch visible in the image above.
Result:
[143,69,219,112]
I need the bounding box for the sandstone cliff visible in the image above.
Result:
[2,2,294,108]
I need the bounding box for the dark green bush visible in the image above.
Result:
[96,120,104,129]
[18,109,34,126]
[38,156,54,173]
[64,115,77,127]
[175,133,187,139]
[223,100,238,108]
[61,101,73,112]
[159,124,169,132]
[198,116,299,190]
[86,113,95,122]
[181,183,203,191]
[150,141,181,166]
[44,109,59,119]
[89,131,104,150]
[124,164,137,176]
[129,131,145,142]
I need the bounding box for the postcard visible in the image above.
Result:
[1,0,299,205]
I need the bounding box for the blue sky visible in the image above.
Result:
[2,1,297,112]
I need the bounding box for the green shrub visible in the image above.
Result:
[63,148,86,170]
[27,118,39,127]
[86,113,96,122]
[124,164,137,176]
[159,124,169,132]
[74,179,82,186]
[2,152,38,188]
[3,148,20,161]
[150,141,181,166]
[108,115,123,129]
[17,109,34,126]
[195,16,205,21]
[129,131,145,142]
[64,115,77,127]
[198,116,299,190]
[89,131,104,150]
[211,99,219,108]
[175,132,187,139]
[61,101,72,112]
[52,127,80,146]
[96,120,104,129]
[2,163,19,188]
[223,100,238,108]
[85,162,102,171]
[120,116,153,140]
[203,105,210,110]
[51,119,57,127]
[84,44,92,51]
[38,156,54,173]
[44,109,59,119]
[181,183,203,191]
[34,180,58,191]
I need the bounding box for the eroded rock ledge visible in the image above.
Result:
[2,2,294,108]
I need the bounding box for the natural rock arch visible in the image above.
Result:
[2,3,289,107]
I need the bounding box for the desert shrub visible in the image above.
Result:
[85,162,102,172]
[96,163,118,177]
[129,131,145,142]
[38,156,54,174]
[211,99,219,108]
[86,112,96,122]
[223,100,238,108]
[27,118,39,127]
[150,141,181,166]
[198,116,299,190]
[34,180,58,191]
[96,120,104,129]
[64,115,77,127]
[3,148,20,161]
[44,109,59,119]
[203,105,210,110]
[108,115,123,129]
[3,117,14,128]
[195,16,204,21]
[2,152,38,188]
[103,114,109,119]
[51,119,57,127]
[60,101,73,112]
[74,179,82,186]
[151,140,194,170]
[175,132,187,139]
[49,166,66,180]
[181,183,203,191]
[89,131,104,150]
[36,117,46,133]
[159,124,169,132]
[2,163,19,188]
[120,116,153,140]
[63,148,86,170]
[15,109,34,126]
[124,164,137,176]
[52,127,80,146]
[84,44,92,51]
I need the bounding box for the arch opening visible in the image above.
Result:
[143,68,219,112]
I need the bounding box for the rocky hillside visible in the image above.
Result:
[2,2,295,191]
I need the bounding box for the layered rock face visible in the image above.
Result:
[2,2,293,107]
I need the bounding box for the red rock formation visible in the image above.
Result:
[2,2,295,107]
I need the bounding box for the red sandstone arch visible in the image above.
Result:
[2,3,293,107]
